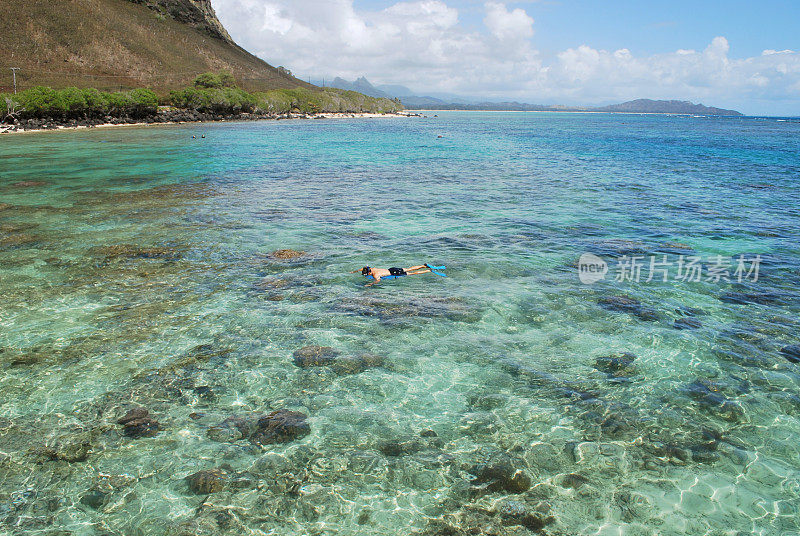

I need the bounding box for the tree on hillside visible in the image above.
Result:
[3,97,25,124]
[194,72,237,89]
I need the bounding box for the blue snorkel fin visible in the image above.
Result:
[425,264,447,277]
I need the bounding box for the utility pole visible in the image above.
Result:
[10,68,20,94]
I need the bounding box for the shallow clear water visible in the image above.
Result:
[1,112,799,535]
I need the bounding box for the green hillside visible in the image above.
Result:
[0,0,310,93]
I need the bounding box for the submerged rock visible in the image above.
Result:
[656,241,695,255]
[228,471,258,490]
[501,359,604,403]
[683,379,747,423]
[467,393,508,410]
[674,317,703,330]
[646,442,691,464]
[1,347,42,367]
[719,291,787,306]
[684,379,727,402]
[84,182,216,208]
[253,276,293,291]
[43,432,93,463]
[117,407,149,423]
[122,419,161,438]
[597,409,643,439]
[598,295,660,321]
[91,244,181,261]
[425,498,554,535]
[186,468,228,494]
[470,457,531,494]
[0,222,38,233]
[269,249,306,260]
[597,296,639,311]
[589,239,648,258]
[79,489,108,509]
[292,346,384,374]
[556,472,590,489]
[117,407,160,438]
[690,444,720,464]
[635,307,661,322]
[780,344,800,364]
[0,233,40,248]
[335,295,481,323]
[690,428,724,455]
[172,343,233,369]
[496,499,555,532]
[676,306,706,317]
[292,345,339,368]
[330,353,385,375]
[250,410,310,447]
[207,415,253,443]
[194,385,214,400]
[378,438,425,457]
[593,352,637,378]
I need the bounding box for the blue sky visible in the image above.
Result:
[352,0,800,57]
[213,1,800,115]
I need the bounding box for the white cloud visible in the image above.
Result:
[212,0,538,91]
[542,36,800,113]
[259,4,292,34]
[384,1,459,29]
[483,2,534,40]
[211,0,800,114]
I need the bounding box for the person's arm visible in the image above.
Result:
[366,273,380,286]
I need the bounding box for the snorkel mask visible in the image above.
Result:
[361,266,371,275]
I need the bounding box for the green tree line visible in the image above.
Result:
[1,72,402,121]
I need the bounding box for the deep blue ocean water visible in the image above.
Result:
[0,112,799,535]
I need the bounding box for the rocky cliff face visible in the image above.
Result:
[128,0,232,43]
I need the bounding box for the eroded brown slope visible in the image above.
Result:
[0,0,312,92]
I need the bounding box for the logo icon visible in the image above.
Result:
[578,253,608,284]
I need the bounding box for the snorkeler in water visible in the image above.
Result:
[350,264,446,286]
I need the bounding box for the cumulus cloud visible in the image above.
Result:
[384,1,459,29]
[484,2,534,40]
[212,0,538,92]
[211,0,800,113]
[549,36,800,109]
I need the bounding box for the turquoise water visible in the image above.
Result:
[1,112,799,535]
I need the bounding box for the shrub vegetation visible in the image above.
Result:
[1,87,159,119]
[1,73,402,122]
[168,87,257,114]
[193,71,238,89]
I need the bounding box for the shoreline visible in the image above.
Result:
[408,109,747,117]
[0,111,419,135]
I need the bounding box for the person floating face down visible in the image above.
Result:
[351,265,432,286]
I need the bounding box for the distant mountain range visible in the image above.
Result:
[329,77,743,116]
[330,77,398,99]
